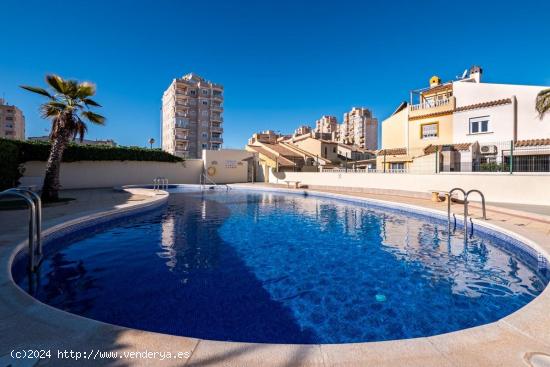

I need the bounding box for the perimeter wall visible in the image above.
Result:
[268,170,550,205]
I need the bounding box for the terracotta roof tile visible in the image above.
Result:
[515,139,550,147]
[454,98,512,112]
[377,147,408,156]
[424,143,472,154]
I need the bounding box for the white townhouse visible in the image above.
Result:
[451,68,550,168]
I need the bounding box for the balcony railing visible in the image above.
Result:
[175,135,188,140]
[408,96,456,118]
[410,97,452,111]
[211,126,223,133]
[210,136,223,143]
[212,94,223,100]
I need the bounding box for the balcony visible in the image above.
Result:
[211,115,223,122]
[210,136,223,143]
[212,93,223,100]
[409,96,455,118]
[175,134,188,140]
[211,104,223,111]
[211,125,223,133]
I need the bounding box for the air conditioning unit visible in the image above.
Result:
[480,145,498,155]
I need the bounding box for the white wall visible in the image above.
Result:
[452,82,550,141]
[203,149,254,184]
[22,160,203,189]
[269,170,550,205]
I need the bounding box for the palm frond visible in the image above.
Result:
[19,85,53,99]
[82,97,101,107]
[81,111,106,125]
[77,82,96,99]
[536,88,550,119]
[45,74,66,94]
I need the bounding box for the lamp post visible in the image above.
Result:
[148,138,155,149]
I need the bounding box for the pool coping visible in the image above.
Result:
[1,185,550,367]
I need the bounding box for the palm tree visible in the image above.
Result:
[21,75,105,201]
[148,137,155,149]
[536,88,550,118]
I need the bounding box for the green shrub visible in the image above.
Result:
[0,138,183,190]
[0,139,24,190]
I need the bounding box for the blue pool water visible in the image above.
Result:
[13,190,549,343]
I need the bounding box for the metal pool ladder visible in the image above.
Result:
[153,177,169,190]
[446,188,487,237]
[0,188,42,272]
[200,172,230,191]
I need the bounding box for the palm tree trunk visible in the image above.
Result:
[41,131,70,202]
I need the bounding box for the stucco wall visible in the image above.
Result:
[268,170,550,205]
[203,149,253,184]
[408,114,454,149]
[452,82,550,141]
[381,108,408,149]
[22,160,203,189]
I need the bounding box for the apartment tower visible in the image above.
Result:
[161,73,223,158]
[339,107,378,150]
[0,99,25,140]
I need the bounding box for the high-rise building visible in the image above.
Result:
[161,73,223,158]
[0,99,25,140]
[314,115,338,137]
[338,107,378,150]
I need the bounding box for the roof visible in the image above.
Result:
[377,147,408,156]
[455,98,512,113]
[391,101,408,116]
[424,143,472,154]
[246,145,296,166]
[515,139,550,147]
[421,83,453,95]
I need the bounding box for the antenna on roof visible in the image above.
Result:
[460,69,468,79]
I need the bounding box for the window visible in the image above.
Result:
[333,147,336,153]
[190,90,196,95]
[202,143,208,149]
[469,116,490,134]
[202,90,208,95]
[390,162,405,170]
[421,123,438,139]
[201,132,208,138]
[201,110,208,116]
[202,101,208,105]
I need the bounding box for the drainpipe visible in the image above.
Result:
[511,95,518,142]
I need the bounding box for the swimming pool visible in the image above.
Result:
[12,189,549,344]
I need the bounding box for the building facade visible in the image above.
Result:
[380,66,550,172]
[161,73,223,158]
[0,99,25,140]
[314,115,338,137]
[338,107,378,150]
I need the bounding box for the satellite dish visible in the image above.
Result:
[461,69,468,79]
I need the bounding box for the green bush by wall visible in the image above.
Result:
[0,138,184,190]
[0,139,24,190]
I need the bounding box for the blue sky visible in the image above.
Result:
[1,0,549,149]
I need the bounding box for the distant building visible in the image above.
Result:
[314,115,338,138]
[161,73,223,159]
[293,125,311,137]
[0,99,25,140]
[338,107,378,150]
[248,130,283,145]
[28,136,117,147]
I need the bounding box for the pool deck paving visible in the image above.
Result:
[0,185,549,367]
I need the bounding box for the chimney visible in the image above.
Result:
[469,65,483,83]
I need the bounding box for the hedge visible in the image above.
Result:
[0,138,184,190]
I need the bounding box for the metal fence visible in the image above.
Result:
[312,140,550,174]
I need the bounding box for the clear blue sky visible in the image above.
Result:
[1,0,549,149]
